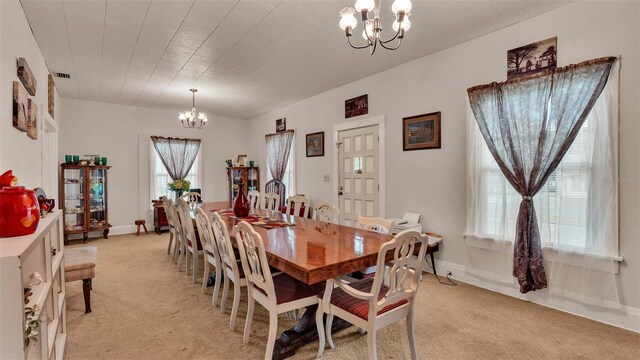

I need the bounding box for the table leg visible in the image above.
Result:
[273,305,350,360]
[430,252,437,276]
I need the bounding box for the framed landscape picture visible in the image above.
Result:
[27,100,38,140]
[306,132,324,157]
[402,112,441,151]
[507,37,557,79]
[345,94,368,118]
[12,81,28,132]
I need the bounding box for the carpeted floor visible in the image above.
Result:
[64,233,639,360]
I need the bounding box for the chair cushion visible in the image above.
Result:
[254,274,324,305]
[65,246,97,282]
[320,278,408,320]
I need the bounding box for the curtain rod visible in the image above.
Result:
[265,129,295,138]
[150,135,201,142]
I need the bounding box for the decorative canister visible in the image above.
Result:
[233,183,250,218]
[0,186,40,237]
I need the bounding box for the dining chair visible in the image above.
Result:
[182,191,202,206]
[163,197,184,266]
[264,179,286,210]
[357,216,396,232]
[210,211,247,330]
[263,192,281,211]
[176,198,203,284]
[161,196,176,256]
[285,194,309,218]
[194,208,222,303]
[234,221,324,360]
[313,202,340,224]
[248,190,260,212]
[317,230,428,360]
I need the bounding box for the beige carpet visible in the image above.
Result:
[65,233,639,360]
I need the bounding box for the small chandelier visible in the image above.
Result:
[179,88,207,129]
[339,0,412,55]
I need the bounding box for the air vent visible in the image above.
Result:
[52,72,71,79]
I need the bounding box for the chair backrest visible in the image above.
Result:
[210,211,240,273]
[357,216,396,233]
[161,197,176,227]
[247,190,260,212]
[363,223,390,235]
[176,198,197,248]
[182,191,202,205]
[263,192,281,211]
[194,207,219,261]
[370,230,427,316]
[285,194,309,218]
[264,179,286,210]
[234,221,276,305]
[313,202,339,224]
[163,197,183,239]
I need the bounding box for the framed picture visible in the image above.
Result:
[237,154,247,167]
[507,37,557,79]
[306,132,325,157]
[48,74,55,118]
[27,100,38,140]
[12,81,28,132]
[17,58,37,96]
[276,118,286,133]
[345,94,368,118]
[403,112,441,151]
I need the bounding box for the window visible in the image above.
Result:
[150,143,201,202]
[266,137,296,196]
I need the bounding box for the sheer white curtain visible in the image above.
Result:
[150,142,202,204]
[266,136,296,196]
[465,63,620,306]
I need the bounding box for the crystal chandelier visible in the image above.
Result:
[339,0,412,55]
[179,88,207,129]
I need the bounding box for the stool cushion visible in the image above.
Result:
[65,245,97,282]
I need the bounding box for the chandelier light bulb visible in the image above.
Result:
[179,113,186,120]
[339,8,358,30]
[362,20,375,39]
[393,17,411,31]
[354,0,375,13]
[391,0,412,15]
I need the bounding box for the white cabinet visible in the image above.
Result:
[0,211,67,360]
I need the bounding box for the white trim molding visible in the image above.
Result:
[332,115,386,219]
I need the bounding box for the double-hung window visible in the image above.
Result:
[150,143,202,202]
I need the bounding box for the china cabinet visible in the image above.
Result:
[226,166,260,207]
[60,164,111,243]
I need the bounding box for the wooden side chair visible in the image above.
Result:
[317,230,428,360]
[285,194,310,218]
[234,221,324,360]
[194,208,222,304]
[182,191,202,206]
[163,197,184,266]
[313,202,340,224]
[263,192,281,212]
[176,198,203,283]
[357,216,396,232]
[161,197,176,257]
[264,179,286,210]
[248,190,260,213]
[211,211,247,330]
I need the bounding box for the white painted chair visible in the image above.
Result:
[248,190,260,213]
[210,211,247,331]
[358,218,392,277]
[313,202,339,223]
[263,192,281,211]
[176,198,203,284]
[285,194,310,218]
[357,216,396,232]
[161,197,177,257]
[317,230,428,360]
[182,191,202,206]
[194,208,222,304]
[163,198,184,266]
[234,221,324,360]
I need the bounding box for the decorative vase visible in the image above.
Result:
[233,183,250,217]
[174,190,184,201]
[0,186,40,238]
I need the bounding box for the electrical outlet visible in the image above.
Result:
[323,175,330,182]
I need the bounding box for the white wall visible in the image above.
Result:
[247,1,640,327]
[0,0,60,194]
[59,98,248,233]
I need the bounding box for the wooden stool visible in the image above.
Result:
[135,219,148,236]
[65,245,97,313]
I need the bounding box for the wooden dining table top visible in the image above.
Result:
[197,201,395,285]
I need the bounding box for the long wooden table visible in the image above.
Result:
[198,201,395,359]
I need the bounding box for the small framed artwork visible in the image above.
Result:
[403,111,441,151]
[27,100,38,140]
[48,74,55,118]
[17,58,37,96]
[12,81,28,132]
[237,154,247,167]
[306,132,325,157]
[276,118,286,133]
[345,94,368,118]
[507,37,557,79]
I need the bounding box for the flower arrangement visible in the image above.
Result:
[167,179,190,199]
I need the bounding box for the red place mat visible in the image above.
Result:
[231,214,295,230]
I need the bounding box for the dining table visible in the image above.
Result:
[195,201,398,359]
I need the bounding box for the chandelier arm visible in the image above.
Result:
[380,27,403,44]
[369,36,378,55]
[347,35,371,50]
[379,36,403,51]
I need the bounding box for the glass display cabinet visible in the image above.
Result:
[226,167,260,206]
[60,164,111,243]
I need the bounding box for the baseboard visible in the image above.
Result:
[424,259,640,333]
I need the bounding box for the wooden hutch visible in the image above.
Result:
[226,166,260,206]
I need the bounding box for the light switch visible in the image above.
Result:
[323,175,330,182]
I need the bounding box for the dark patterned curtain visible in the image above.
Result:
[265,130,294,181]
[151,136,201,181]
[467,57,616,293]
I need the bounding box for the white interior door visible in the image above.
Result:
[338,125,379,227]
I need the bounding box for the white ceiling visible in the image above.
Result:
[20,0,569,119]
